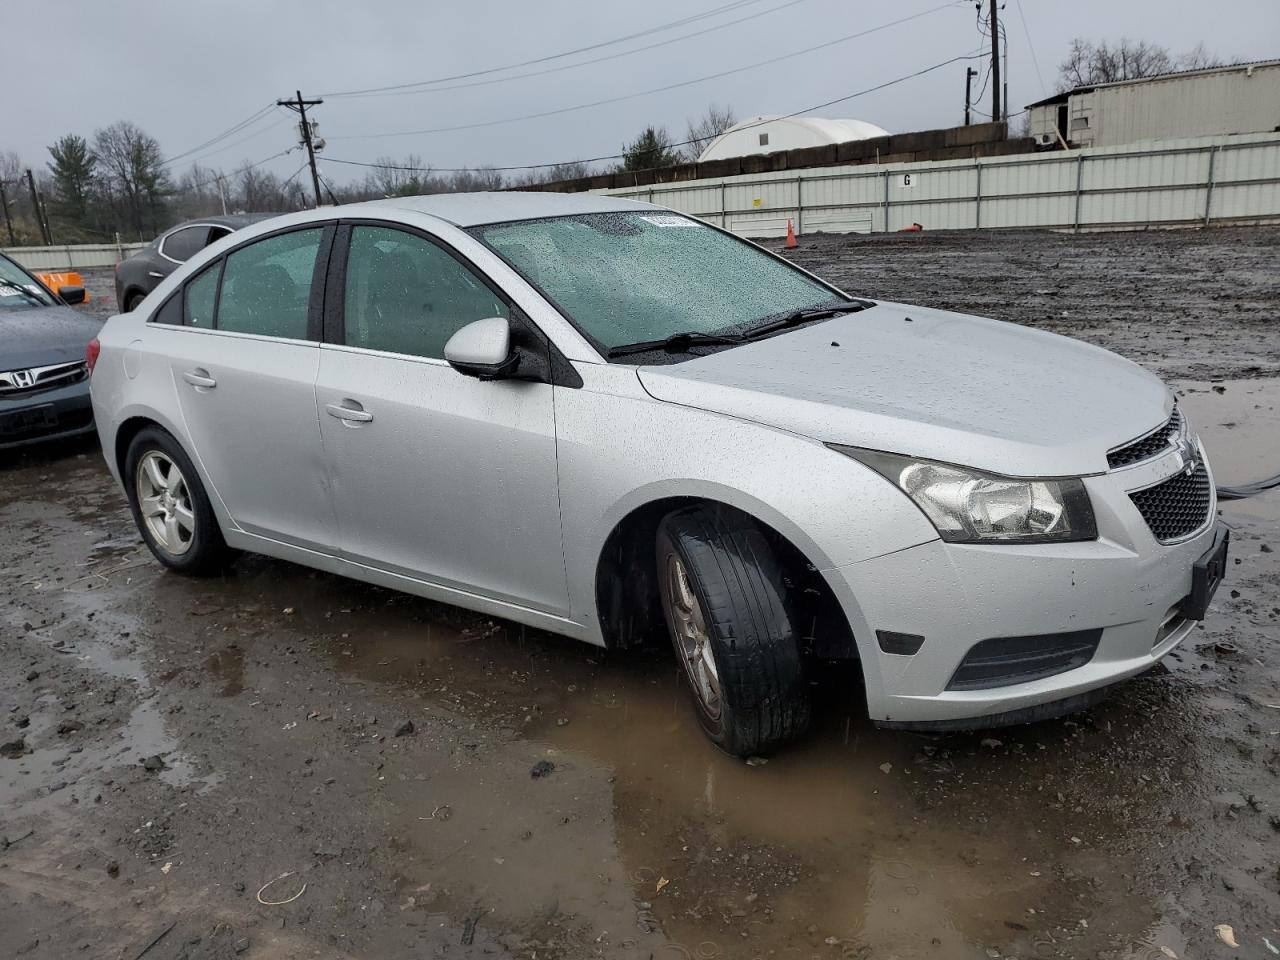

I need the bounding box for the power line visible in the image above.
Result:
[322,53,984,174]
[182,150,296,192]
[321,0,774,97]
[162,104,276,167]
[330,4,969,143]
[1013,0,1047,97]
[332,0,811,101]
[279,160,312,191]
[172,112,295,170]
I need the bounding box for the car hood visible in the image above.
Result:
[0,305,103,370]
[636,302,1170,477]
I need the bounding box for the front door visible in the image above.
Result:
[165,225,337,552]
[315,223,567,614]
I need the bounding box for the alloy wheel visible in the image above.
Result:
[136,451,196,556]
[665,554,722,719]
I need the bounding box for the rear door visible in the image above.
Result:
[314,221,567,614]
[161,223,339,552]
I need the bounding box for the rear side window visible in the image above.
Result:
[216,229,321,339]
[161,226,210,263]
[342,225,508,359]
[153,291,182,325]
[184,263,219,328]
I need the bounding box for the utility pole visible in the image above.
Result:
[278,90,324,207]
[0,180,16,246]
[37,191,54,245]
[964,67,978,126]
[25,169,51,244]
[988,0,1002,125]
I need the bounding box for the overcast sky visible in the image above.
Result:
[5,0,1279,184]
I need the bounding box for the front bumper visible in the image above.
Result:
[0,380,96,451]
[827,442,1222,726]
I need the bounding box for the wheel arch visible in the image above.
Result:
[592,493,857,660]
[109,407,232,527]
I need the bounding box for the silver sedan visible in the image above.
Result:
[89,192,1226,756]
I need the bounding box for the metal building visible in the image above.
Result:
[1027,59,1280,149]
[697,116,890,162]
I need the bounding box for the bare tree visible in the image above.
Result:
[684,103,737,161]
[447,167,505,192]
[93,121,170,239]
[509,161,594,188]
[1057,37,1225,91]
[367,154,431,197]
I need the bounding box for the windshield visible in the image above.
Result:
[472,212,842,357]
[0,256,55,309]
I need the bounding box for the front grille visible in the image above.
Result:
[1108,406,1183,469]
[1129,461,1213,543]
[947,628,1102,691]
[0,360,88,398]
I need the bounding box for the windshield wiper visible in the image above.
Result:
[607,330,746,358]
[742,300,869,340]
[0,277,45,307]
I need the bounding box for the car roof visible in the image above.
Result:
[365,191,654,227]
[168,213,277,232]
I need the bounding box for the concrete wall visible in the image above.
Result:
[3,242,147,271]
[527,122,1022,193]
[596,132,1280,237]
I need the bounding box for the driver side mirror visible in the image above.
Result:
[444,317,520,380]
[59,285,87,305]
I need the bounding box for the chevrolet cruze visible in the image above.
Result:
[88,193,1227,756]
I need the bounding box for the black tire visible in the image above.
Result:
[124,426,232,575]
[655,505,811,757]
[124,290,145,312]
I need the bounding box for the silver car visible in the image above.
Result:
[88,193,1227,756]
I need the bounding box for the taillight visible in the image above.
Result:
[86,338,101,374]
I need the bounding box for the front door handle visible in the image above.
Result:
[326,401,373,424]
[182,368,217,389]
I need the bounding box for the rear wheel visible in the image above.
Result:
[124,291,145,312]
[656,506,811,757]
[124,427,231,575]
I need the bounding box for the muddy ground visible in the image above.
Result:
[3,228,1279,960]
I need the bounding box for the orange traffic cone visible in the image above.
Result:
[785,219,798,249]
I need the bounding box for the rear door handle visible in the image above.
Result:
[326,401,373,424]
[182,369,217,389]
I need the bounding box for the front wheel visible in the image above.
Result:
[656,506,811,757]
[124,427,232,575]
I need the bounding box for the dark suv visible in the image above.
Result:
[115,213,275,312]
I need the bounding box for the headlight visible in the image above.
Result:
[831,447,1097,544]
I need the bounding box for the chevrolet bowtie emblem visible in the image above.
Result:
[1175,435,1198,475]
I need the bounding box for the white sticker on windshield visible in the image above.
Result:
[640,215,697,227]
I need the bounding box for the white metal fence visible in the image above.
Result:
[600,132,1280,238]
[2,241,148,272]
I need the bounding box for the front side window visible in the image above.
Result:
[161,226,209,263]
[342,225,508,359]
[216,228,321,339]
[0,255,55,310]
[472,212,838,355]
[184,262,219,328]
